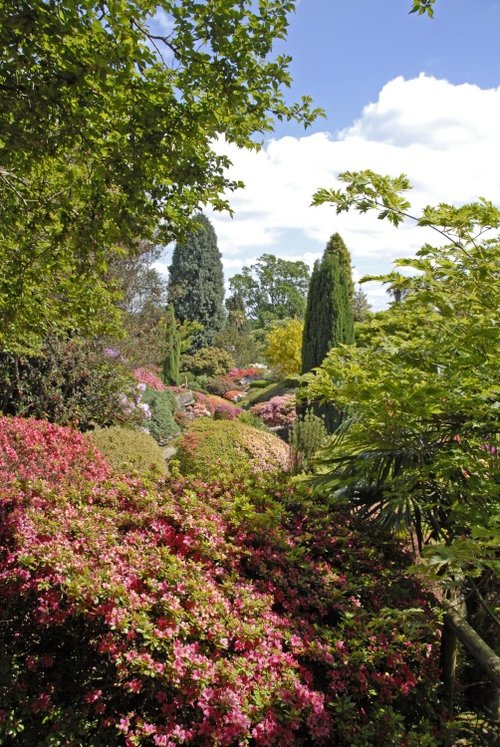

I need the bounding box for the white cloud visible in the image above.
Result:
[205,74,500,310]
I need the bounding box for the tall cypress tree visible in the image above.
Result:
[167,214,225,349]
[301,232,354,374]
[301,233,354,432]
[162,305,181,385]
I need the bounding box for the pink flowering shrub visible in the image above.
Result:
[190,392,242,421]
[251,394,296,428]
[0,418,443,745]
[222,390,244,402]
[133,367,167,392]
[0,416,111,488]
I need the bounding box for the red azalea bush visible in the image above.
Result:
[0,415,111,488]
[251,394,296,428]
[133,368,167,392]
[0,417,444,746]
[229,367,264,383]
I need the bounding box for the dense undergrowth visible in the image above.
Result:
[0,416,445,746]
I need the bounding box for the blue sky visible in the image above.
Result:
[278,0,500,136]
[155,0,500,309]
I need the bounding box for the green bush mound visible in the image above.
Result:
[176,418,290,480]
[141,387,179,444]
[244,376,300,407]
[248,378,271,389]
[90,426,167,476]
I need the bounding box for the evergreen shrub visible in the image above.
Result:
[90,426,167,476]
[289,409,327,474]
[141,387,179,444]
[176,419,290,480]
[181,346,235,378]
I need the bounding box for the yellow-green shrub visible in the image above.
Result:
[90,426,167,476]
[176,418,290,481]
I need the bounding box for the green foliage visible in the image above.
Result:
[90,426,167,476]
[238,411,271,430]
[106,241,168,367]
[249,378,271,389]
[228,254,311,327]
[0,1,320,350]
[0,336,136,430]
[409,0,435,16]
[181,346,235,379]
[301,232,355,375]
[141,387,179,445]
[162,305,181,386]
[306,176,500,586]
[289,409,327,474]
[264,318,304,377]
[176,418,290,481]
[168,215,225,348]
[214,300,261,367]
[244,377,300,407]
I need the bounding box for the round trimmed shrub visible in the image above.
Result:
[181,346,234,378]
[176,418,290,480]
[89,426,167,476]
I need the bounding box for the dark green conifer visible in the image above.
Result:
[162,305,181,385]
[301,233,354,374]
[301,233,354,432]
[168,214,225,349]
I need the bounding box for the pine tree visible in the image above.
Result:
[301,233,354,433]
[168,214,225,349]
[162,305,181,386]
[301,233,354,374]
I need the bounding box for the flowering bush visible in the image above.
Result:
[229,367,265,383]
[190,392,242,421]
[251,394,296,428]
[223,390,245,402]
[205,374,244,397]
[0,417,443,745]
[133,367,167,392]
[0,336,138,431]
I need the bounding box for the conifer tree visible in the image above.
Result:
[301,233,354,374]
[162,305,181,386]
[301,233,354,432]
[168,215,225,349]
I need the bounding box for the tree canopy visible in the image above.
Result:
[0,0,320,351]
[308,172,500,585]
[228,254,310,327]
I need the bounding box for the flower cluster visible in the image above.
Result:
[191,392,242,420]
[251,394,296,428]
[222,390,245,402]
[0,418,442,745]
[229,367,265,383]
[133,368,167,392]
